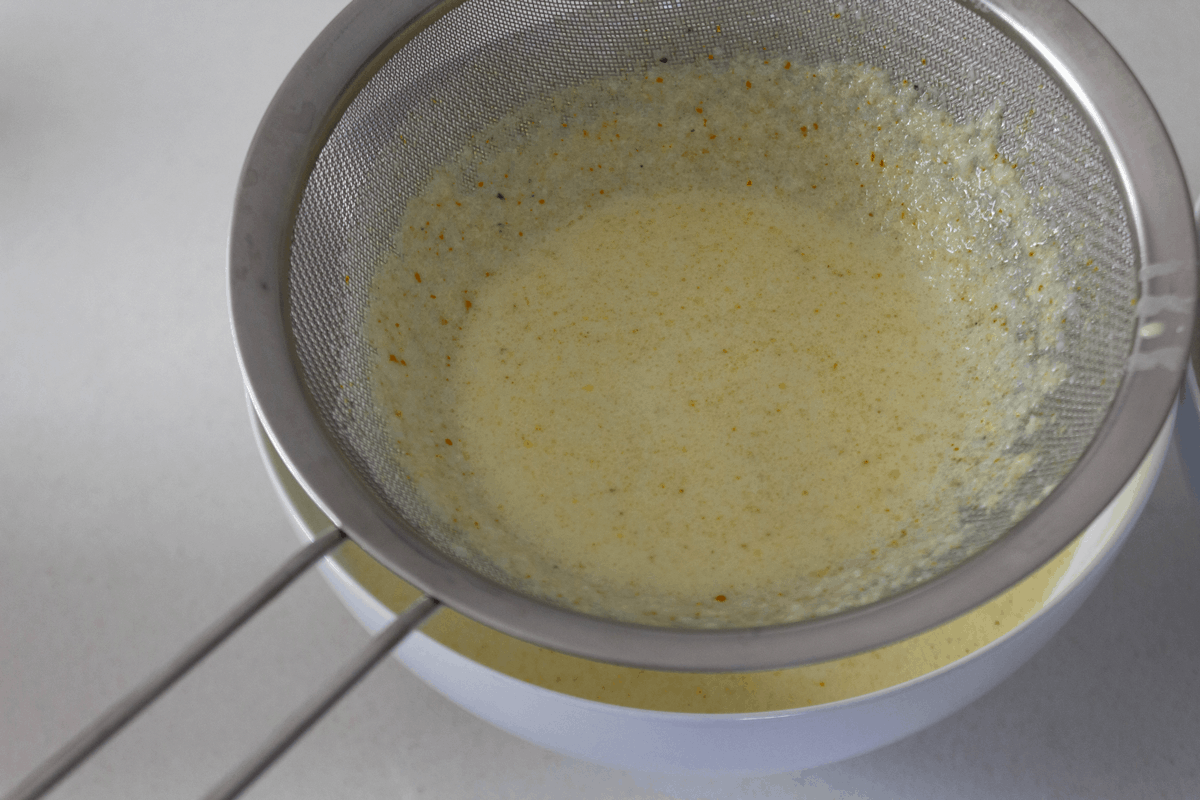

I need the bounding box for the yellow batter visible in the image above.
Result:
[367,58,1068,626]
[449,191,986,619]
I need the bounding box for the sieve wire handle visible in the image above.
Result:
[202,593,439,800]
[4,527,438,800]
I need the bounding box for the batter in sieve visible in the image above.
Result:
[367,58,1068,625]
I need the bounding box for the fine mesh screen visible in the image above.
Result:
[288,0,1136,624]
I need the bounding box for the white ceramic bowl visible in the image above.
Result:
[251,403,1173,775]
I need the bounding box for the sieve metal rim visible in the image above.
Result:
[228,0,1197,672]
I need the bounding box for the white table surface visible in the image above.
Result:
[2,1,1198,797]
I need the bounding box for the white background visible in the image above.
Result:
[2,1,1198,797]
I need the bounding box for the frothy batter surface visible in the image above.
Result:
[367,58,1068,625]
[455,193,973,614]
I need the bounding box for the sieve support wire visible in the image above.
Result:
[2,527,438,800]
[202,593,440,800]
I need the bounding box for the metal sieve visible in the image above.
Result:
[9,0,1194,797]
[234,0,1195,669]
